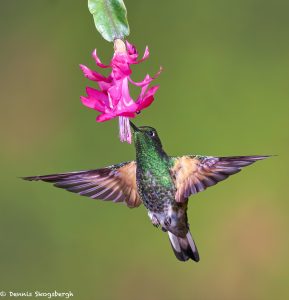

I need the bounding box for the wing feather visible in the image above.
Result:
[172,155,269,202]
[23,161,142,208]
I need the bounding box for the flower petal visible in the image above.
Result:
[136,85,159,110]
[126,41,137,55]
[80,96,106,112]
[79,64,110,82]
[129,66,162,87]
[112,65,131,79]
[153,66,163,79]
[144,85,160,99]
[136,96,154,111]
[128,74,152,87]
[116,111,136,118]
[111,54,132,79]
[92,49,110,68]
[137,46,149,63]
[96,113,115,122]
[108,83,122,107]
[96,111,136,123]
[86,87,108,104]
[120,77,134,106]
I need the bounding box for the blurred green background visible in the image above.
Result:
[1,0,289,299]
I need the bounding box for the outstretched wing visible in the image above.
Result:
[171,155,269,202]
[23,161,141,208]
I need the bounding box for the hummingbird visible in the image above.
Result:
[23,122,269,262]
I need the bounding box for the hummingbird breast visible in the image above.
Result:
[136,166,189,237]
[136,168,175,212]
[135,149,189,236]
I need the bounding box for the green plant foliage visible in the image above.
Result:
[88,0,129,42]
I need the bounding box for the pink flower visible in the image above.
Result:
[80,39,161,143]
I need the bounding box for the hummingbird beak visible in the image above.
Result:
[130,121,139,132]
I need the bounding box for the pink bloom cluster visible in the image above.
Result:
[80,40,161,143]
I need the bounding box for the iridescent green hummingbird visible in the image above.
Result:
[23,122,269,262]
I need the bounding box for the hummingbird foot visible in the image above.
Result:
[160,217,171,232]
[164,216,171,227]
[148,211,160,228]
[152,215,160,228]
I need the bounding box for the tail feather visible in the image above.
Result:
[168,231,200,262]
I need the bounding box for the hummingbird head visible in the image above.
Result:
[130,121,165,156]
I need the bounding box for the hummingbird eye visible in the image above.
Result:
[148,130,155,137]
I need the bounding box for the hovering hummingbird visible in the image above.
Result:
[23,122,269,262]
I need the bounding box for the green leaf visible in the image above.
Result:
[88,0,130,42]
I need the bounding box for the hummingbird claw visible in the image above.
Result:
[150,214,160,228]
[164,217,171,227]
[152,215,160,227]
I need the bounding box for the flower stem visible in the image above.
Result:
[114,38,126,53]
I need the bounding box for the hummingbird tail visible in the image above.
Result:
[168,231,200,262]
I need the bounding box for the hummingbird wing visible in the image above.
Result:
[171,155,269,202]
[23,161,141,208]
